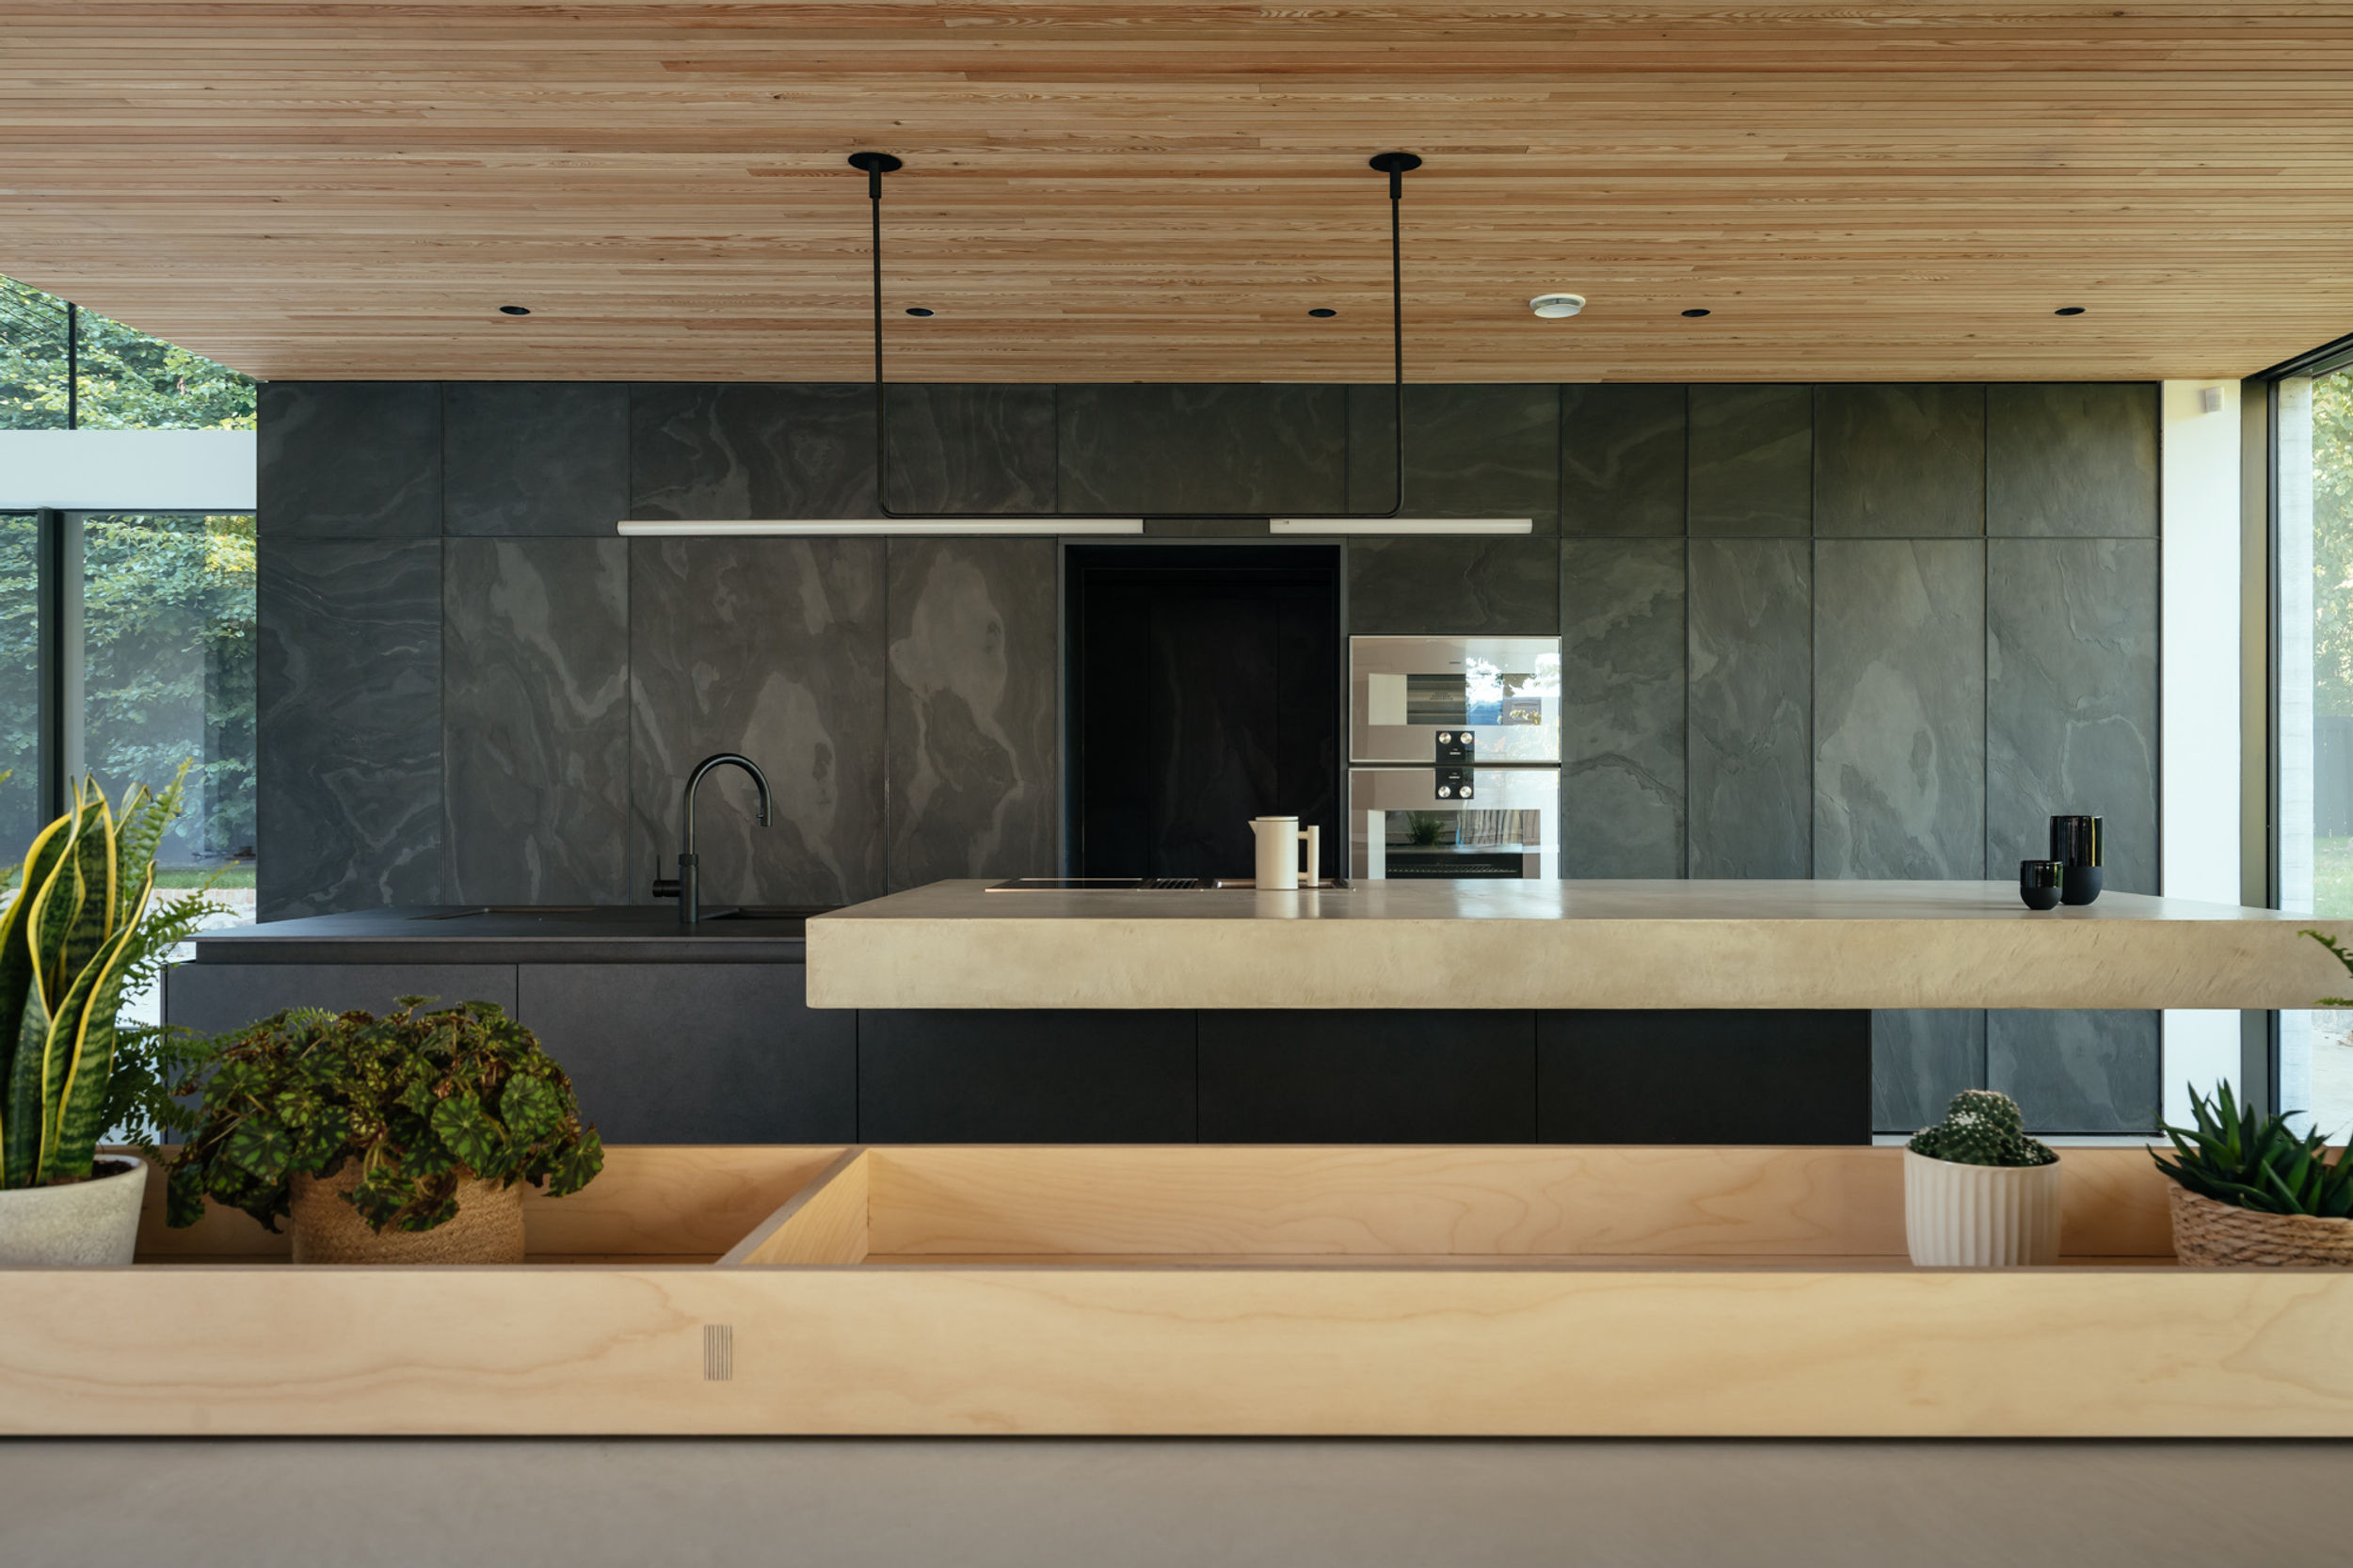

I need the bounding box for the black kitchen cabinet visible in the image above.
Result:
[1197,1009,1538,1143]
[1538,1010,1872,1144]
[515,964,856,1144]
[164,963,519,1037]
[857,1009,1195,1142]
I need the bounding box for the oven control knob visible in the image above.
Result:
[1435,785,1452,798]
[1437,731,1452,744]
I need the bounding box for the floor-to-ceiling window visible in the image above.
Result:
[2276,352,2353,1135]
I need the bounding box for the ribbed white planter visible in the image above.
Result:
[0,1158,148,1267]
[1904,1149,2063,1267]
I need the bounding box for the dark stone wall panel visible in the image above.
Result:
[885,537,1060,889]
[630,383,877,520]
[882,384,1058,515]
[1987,537,2159,893]
[1560,384,1686,536]
[258,536,443,918]
[1814,539,1986,879]
[1987,383,2159,538]
[1688,538,1812,878]
[1989,1010,2161,1134]
[1346,536,1561,634]
[443,383,629,536]
[1347,384,1561,529]
[1873,1009,1986,1134]
[257,382,440,538]
[443,537,632,904]
[1814,384,1986,538]
[1560,538,1684,876]
[1689,384,1812,536]
[1058,384,1345,515]
[627,536,888,907]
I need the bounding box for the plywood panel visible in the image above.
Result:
[3,4,2351,382]
[722,1148,872,1265]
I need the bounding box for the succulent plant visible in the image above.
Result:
[2152,1080,2353,1219]
[1908,1089,2057,1168]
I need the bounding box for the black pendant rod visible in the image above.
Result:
[853,150,1420,520]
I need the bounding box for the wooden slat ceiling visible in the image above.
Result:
[5,3,2353,383]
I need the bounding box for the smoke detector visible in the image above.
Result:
[1529,294,1586,319]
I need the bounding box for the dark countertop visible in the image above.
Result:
[188,904,826,965]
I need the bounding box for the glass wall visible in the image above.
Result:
[0,515,37,853]
[2277,363,2353,1137]
[0,274,254,430]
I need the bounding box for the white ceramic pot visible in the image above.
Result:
[0,1157,148,1266]
[1903,1148,2062,1267]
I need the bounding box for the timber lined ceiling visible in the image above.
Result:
[5,3,2353,383]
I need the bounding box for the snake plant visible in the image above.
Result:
[0,771,210,1189]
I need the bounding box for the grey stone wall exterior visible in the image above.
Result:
[257,379,2162,1130]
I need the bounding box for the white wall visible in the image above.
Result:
[2158,378,2248,1125]
[0,428,256,510]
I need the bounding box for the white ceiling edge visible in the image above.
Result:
[617,518,1144,536]
[1270,518,1532,535]
[0,429,256,511]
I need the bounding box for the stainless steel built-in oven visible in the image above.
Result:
[1347,635,1562,881]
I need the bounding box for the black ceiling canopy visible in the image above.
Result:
[852,150,1421,520]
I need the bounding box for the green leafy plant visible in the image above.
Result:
[1908,1089,2057,1168]
[0,767,223,1189]
[2152,1080,2353,1220]
[166,999,605,1235]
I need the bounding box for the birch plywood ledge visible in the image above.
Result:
[804,879,2353,1011]
[5,1144,2351,1438]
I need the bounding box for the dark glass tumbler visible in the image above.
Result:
[2050,815,2103,905]
[2020,859,2065,911]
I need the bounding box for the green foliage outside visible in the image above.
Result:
[2313,373,2353,716]
[166,999,606,1236]
[1,274,255,430]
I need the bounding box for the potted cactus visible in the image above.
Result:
[0,771,223,1266]
[1903,1089,2062,1267]
[165,998,604,1263]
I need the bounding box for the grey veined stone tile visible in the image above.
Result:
[1346,536,1561,635]
[1986,537,2158,893]
[1688,538,1811,878]
[1348,384,1561,530]
[443,538,631,904]
[1058,384,1345,516]
[1874,1010,1986,1134]
[1989,1010,2160,1134]
[882,384,1057,515]
[1560,539,1684,876]
[1561,385,1686,537]
[257,536,443,919]
[257,382,441,538]
[443,383,630,536]
[886,537,1059,890]
[1814,538,1986,879]
[1689,384,1812,536]
[630,384,877,520]
[1986,383,2158,538]
[627,536,888,907]
[1814,384,1985,538]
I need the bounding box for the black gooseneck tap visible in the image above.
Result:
[651,753,772,925]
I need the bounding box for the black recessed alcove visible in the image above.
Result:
[1065,542,1341,882]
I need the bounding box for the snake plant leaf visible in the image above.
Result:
[0,810,81,1189]
[35,898,151,1186]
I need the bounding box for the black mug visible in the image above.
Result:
[2020,859,2065,911]
[2049,815,2103,905]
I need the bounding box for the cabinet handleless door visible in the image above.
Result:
[1198,1009,1538,1143]
[515,964,855,1144]
[164,964,520,1037]
[857,1010,1196,1143]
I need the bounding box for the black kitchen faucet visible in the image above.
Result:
[652,752,772,925]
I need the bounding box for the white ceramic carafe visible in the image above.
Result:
[1251,816,1319,889]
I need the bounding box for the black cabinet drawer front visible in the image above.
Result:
[1538,1010,1872,1145]
[858,1010,1195,1144]
[164,964,519,1038]
[1197,1010,1538,1144]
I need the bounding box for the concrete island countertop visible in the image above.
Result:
[804,879,2353,1011]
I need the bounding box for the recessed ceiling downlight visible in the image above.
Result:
[2054,306,2087,316]
[1530,294,1586,319]
[498,305,531,315]
[904,307,935,317]
[1308,308,1337,318]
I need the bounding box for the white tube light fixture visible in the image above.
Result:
[1269,518,1532,536]
[616,519,1143,537]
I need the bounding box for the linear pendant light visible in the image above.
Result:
[616,518,1141,536]
[856,149,1424,523]
[1269,518,1532,536]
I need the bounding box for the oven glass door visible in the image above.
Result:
[1349,635,1562,763]
[1349,767,1560,880]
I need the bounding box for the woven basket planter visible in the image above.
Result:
[2168,1184,2353,1268]
[289,1164,526,1265]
